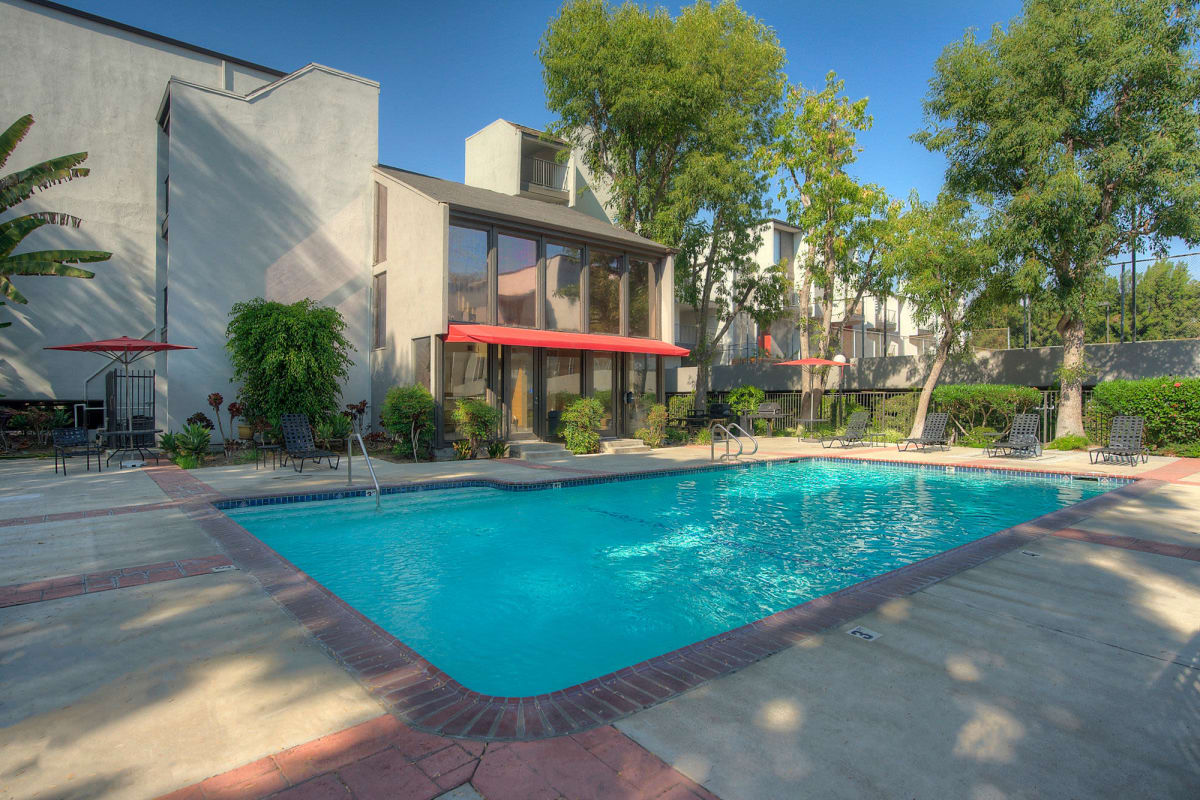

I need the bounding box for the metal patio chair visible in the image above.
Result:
[986,413,1042,459]
[1088,415,1148,467]
[897,412,950,452]
[52,427,103,475]
[280,414,341,473]
[822,411,871,448]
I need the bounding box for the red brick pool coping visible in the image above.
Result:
[151,454,1173,743]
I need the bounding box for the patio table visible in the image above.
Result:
[98,428,162,466]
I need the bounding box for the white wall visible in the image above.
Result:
[464,120,521,196]
[163,66,379,427]
[0,0,279,403]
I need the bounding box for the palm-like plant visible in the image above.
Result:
[1,114,111,327]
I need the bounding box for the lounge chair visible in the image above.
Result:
[280,414,341,473]
[52,427,103,475]
[897,412,950,452]
[822,411,871,448]
[986,413,1042,458]
[1088,415,1147,467]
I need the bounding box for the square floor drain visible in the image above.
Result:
[847,626,881,641]
[211,564,236,572]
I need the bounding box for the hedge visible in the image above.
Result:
[931,384,1041,436]
[1089,377,1200,448]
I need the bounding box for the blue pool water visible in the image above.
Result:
[226,460,1111,696]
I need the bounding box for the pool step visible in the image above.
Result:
[508,441,572,461]
[600,438,653,455]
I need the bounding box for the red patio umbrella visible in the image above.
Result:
[775,356,850,428]
[45,336,195,432]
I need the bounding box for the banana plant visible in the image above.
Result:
[1,114,111,316]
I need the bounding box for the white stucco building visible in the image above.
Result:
[1,1,681,445]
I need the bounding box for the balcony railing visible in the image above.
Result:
[524,157,567,191]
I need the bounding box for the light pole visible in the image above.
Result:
[1098,301,1112,344]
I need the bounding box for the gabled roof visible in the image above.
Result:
[376,165,671,254]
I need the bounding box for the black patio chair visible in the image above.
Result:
[52,427,103,475]
[1088,415,1148,467]
[897,412,950,452]
[986,413,1042,458]
[822,411,871,448]
[280,414,341,473]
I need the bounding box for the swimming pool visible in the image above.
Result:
[226,460,1112,696]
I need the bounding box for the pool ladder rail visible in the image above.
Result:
[711,422,758,462]
[346,424,381,510]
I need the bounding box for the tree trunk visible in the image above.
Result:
[1055,313,1087,439]
[909,329,953,439]
[694,359,711,413]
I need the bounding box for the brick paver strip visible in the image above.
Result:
[0,555,236,608]
[156,714,718,800]
[172,456,1167,742]
[1050,526,1200,561]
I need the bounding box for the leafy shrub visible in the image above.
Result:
[559,397,604,454]
[174,453,200,470]
[692,427,712,445]
[727,384,766,415]
[158,431,178,457]
[1158,441,1200,458]
[666,426,689,443]
[381,385,436,462]
[186,412,214,430]
[176,423,212,458]
[451,440,474,460]
[634,404,668,448]
[226,298,354,426]
[451,398,501,457]
[881,392,918,431]
[959,425,999,448]
[1046,434,1090,451]
[486,439,510,459]
[1090,376,1200,448]
[315,414,352,449]
[668,393,695,418]
[932,384,1041,435]
[753,419,770,436]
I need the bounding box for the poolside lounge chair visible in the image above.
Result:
[280,414,341,473]
[986,413,1042,458]
[897,412,950,452]
[1088,415,1148,467]
[821,411,871,448]
[52,427,103,475]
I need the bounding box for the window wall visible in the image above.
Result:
[447,216,662,338]
[372,273,386,349]
[448,224,488,322]
[544,349,582,438]
[588,249,622,334]
[545,242,582,331]
[497,233,537,328]
[442,341,488,438]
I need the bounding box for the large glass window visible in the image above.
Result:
[626,354,658,431]
[629,258,654,338]
[545,242,582,331]
[545,349,581,439]
[448,225,488,322]
[442,342,488,438]
[412,337,430,390]
[588,250,622,334]
[497,233,537,328]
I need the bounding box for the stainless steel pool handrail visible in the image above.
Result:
[711,423,743,461]
[346,430,381,510]
[726,422,759,456]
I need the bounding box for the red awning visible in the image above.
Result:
[445,324,689,356]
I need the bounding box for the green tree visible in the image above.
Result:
[1,114,110,328]
[225,298,354,426]
[766,72,897,408]
[540,0,790,409]
[881,193,1002,437]
[917,0,1200,439]
[380,384,435,462]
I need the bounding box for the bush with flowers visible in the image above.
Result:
[1089,377,1200,449]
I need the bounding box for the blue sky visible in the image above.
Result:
[64,0,1196,275]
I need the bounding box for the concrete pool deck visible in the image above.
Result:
[0,441,1197,798]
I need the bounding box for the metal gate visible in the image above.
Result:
[104,369,156,434]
